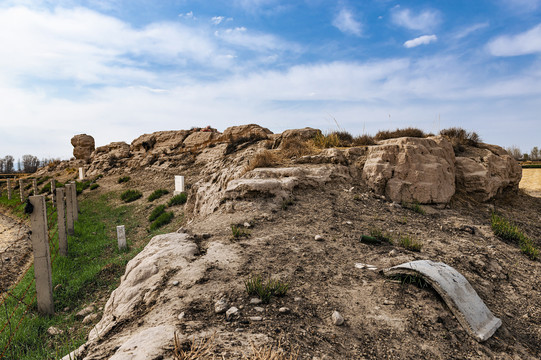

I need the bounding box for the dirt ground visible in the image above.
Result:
[0,212,31,294]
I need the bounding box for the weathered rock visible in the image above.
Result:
[314,235,324,241]
[82,313,99,324]
[250,298,262,305]
[215,298,229,314]
[108,325,176,360]
[455,144,522,201]
[93,142,131,159]
[47,326,63,336]
[183,131,220,148]
[280,127,319,141]
[332,311,344,326]
[220,124,272,142]
[76,305,95,319]
[71,134,95,160]
[131,130,191,153]
[226,306,239,320]
[362,136,456,204]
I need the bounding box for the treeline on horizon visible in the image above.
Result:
[0,155,60,174]
[505,146,541,161]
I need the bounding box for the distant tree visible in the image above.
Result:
[0,158,4,173]
[505,146,522,160]
[523,154,529,161]
[3,155,14,173]
[22,154,40,173]
[531,146,539,161]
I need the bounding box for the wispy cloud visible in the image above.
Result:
[453,22,489,40]
[211,16,225,25]
[404,34,437,48]
[332,8,362,36]
[499,0,541,12]
[487,23,541,56]
[214,26,300,53]
[391,6,441,32]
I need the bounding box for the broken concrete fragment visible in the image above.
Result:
[383,260,501,342]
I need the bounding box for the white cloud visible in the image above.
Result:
[453,22,489,40]
[332,8,362,36]
[211,16,225,25]
[391,6,441,32]
[179,11,196,20]
[215,26,300,53]
[487,23,541,56]
[404,34,437,48]
[500,0,541,12]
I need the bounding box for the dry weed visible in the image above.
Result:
[244,150,279,172]
[173,332,216,360]
[244,341,299,360]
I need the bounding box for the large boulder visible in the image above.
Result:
[455,144,522,201]
[362,136,456,204]
[71,134,95,160]
[220,124,272,142]
[280,127,319,142]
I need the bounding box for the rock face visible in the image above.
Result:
[220,124,272,142]
[362,136,456,204]
[71,134,95,160]
[455,144,522,201]
[280,127,319,142]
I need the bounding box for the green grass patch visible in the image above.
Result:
[118,176,131,184]
[120,189,142,203]
[147,189,169,202]
[244,275,289,304]
[149,211,174,231]
[491,213,539,260]
[75,180,92,195]
[401,201,426,215]
[149,205,166,222]
[168,193,187,207]
[90,184,99,190]
[0,192,152,359]
[522,164,541,168]
[398,236,423,252]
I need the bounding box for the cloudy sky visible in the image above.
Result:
[1,0,540,161]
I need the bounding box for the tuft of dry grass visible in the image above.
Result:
[244,150,279,172]
[245,342,299,360]
[279,138,316,158]
[439,127,481,153]
[374,127,426,141]
[352,134,376,146]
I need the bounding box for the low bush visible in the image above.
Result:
[149,205,166,222]
[120,189,142,203]
[231,224,250,238]
[369,228,392,243]
[76,180,92,195]
[148,189,169,202]
[118,176,131,184]
[440,127,481,153]
[352,134,376,146]
[168,193,187,207]
[90,183,99,190]
[245,274,289,304]
[312,131,340,148]
[150,211,174,231]
[374,127,426,141]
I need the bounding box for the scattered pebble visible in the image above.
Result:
[243,222,251,228]
[294,297,302,302]
[47,326,63,336]
[355,263,378,270]
[383,300,395,306]
[82,313,99,324]
[226,307,239,320]
[76,305,95,319]
[249,316,263,321]
[314,235,324,241]
[278,307,290,313]
[332,311,344,326]
[172,280,179,286]
[254,307,264,312]
[177,312,185,320]
[214,299,229,314]
[250,298,262,305]
[388,250,397,257]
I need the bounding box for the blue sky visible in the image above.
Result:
[1,0,540,161]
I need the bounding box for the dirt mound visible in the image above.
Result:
[28,125,539,359]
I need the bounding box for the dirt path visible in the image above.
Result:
[0,211,31,293]
[520,168,541,197]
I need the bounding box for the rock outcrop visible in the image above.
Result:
[71,134,95,160]
[362,136,456,204]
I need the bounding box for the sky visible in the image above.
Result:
[0,0,540,161]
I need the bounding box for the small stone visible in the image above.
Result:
[250,298,262,305]
[63,307,70,312]
[137,319,144,326]
[226,307,239,320]
[178,312,185,320]
[249,316,263,321]
[82,313,99,324]
[235,328,245,332]
[172,280,179,286]
[254,307,264,312]
[346,221,353,225]
[47,326,63,336]
[294,297,302,302]
[177,227,188,233]
[383,300,395,305]
[314,235,324,241]
[214,299,229,314]
[76,305,95,319]
[388,249,397,257]
[243,222,251,228]
[332,311,344,326]
[278,307,290,313]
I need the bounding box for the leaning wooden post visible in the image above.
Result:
[65,184,75,236]
[29,195,54,315]
[7,179,12,200]
[117,225,127,250]
[51,179,56,207]
[56,188,68,256]
[19,179,24,202]
[33,178,38,195]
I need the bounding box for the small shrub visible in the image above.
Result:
[398,236,423,252]
[245,150,278,172]
[369,228,392,243]
[118,176,131,184]
[90,183,99,190]
[440,127,481,153]
[331,131,354,146]
[374,128,426,141]
[519,239,539,260]
[352,134,375,146]
[401,201,426,215]
[168,193,187,206]
[312,131,340,148]
[150,211,174,230]
[245,274,289,304]
[120,189,142,203]
[149,205,166,222]
[231,224,250,238]
[76,180,92,195]
[148,189,169,202]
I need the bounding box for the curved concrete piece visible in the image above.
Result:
[383,260,501,342]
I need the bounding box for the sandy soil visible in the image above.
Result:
[519,168,541,197]
[0,211,31,293]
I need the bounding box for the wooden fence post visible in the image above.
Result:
[19,179,24,202]
[65,184,75,236]
[56,188,68,256]
[29,195,54,315]
[51,179,56,207]
[7,179,12,200]
[33,178,38,195]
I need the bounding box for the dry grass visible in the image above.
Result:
[439,127,481,153]
[245,342,299,360]
[374,127,426,141]
[244,150,279,172]
[279,138,316,158]
[352,134,376,146]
